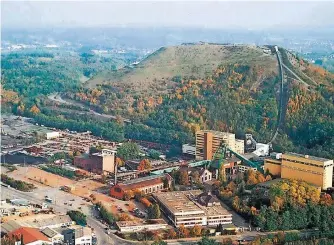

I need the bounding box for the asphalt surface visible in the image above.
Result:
[1,186,134,245]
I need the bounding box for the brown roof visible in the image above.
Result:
[8,227,50,244]
[119,178,163,191]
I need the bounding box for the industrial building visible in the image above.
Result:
[110,174,172,199]
[74,149,116,174]
[195,130,244,160]
[153,191,232,227]
[264,152,333,189]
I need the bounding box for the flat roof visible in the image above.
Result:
[41,227,59,238]
[284,152,332,162]
[116,219,166,227]
[154,191,231,217]
[1,214,72,233]
[123,174,165,185]
[196,130,235,137]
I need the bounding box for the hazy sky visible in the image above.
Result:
[2,1,334,29]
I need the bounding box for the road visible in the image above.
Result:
[48,93,131,123]
[1,186,134,245]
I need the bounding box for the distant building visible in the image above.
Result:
[110,174,172,199]
[154,190,232,227]
[1,214,73,234]
[41,227,64,245]
[182,144,196,156]
[264,152,333,189]
[181,166,213,183]
[45,131,60,140]
[195,130,244,161]
[74,149,116,174]
[7,227,52,245]
[62,227,92,245]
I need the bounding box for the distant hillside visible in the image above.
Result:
[66,44,333,158]
[85,44,278,95]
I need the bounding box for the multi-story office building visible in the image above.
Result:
[264,152,333,189]
[195,130,244,160]
[154,191,232,227]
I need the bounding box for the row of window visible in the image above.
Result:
[282,158,325,168]
[282,165,323,176]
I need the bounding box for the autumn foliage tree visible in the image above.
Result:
[178,224,190,238]
[190,224,202,237]
[167,228,177,239]
[177,170,189,185]
[137,159,152,171]
[30,105,40,114]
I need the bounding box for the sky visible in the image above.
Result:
[2,1,334,30]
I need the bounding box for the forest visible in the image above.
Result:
[1,47,334,158]
[217,170,334,232]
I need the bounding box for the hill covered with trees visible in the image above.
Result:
[1,44,333,158]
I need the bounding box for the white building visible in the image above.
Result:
[116,219,168,233]
[45,131,60,140]
[182,144,196,156]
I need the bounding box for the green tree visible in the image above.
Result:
[197,237,222,245]
[67,210,87,226]
[148,149,161,159]
[148,204,161,219]
[117,142,140,160]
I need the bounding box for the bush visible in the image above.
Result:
[40,165,76,179]
[140,197,152,208]
[67,210,87,226]
[1,174,35,192]
[96,202,115,225]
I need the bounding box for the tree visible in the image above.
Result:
[190,224,202,237]
[197,236,221,245]
[96,202,115,225]
[178,224,190,238]
[30,105,40,114]
[67,210,87,226]
[134,189,144,201]
[115,157,124,167]
[117,142,140,160]
[148,149,161,159]
[123,190,133,201]
[167,228,177,239]
[138,159,152,171]
[148,204,161,219]
[178,170,189,185]
[190,171,200,183]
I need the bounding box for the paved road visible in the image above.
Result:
[1,186,134,245]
